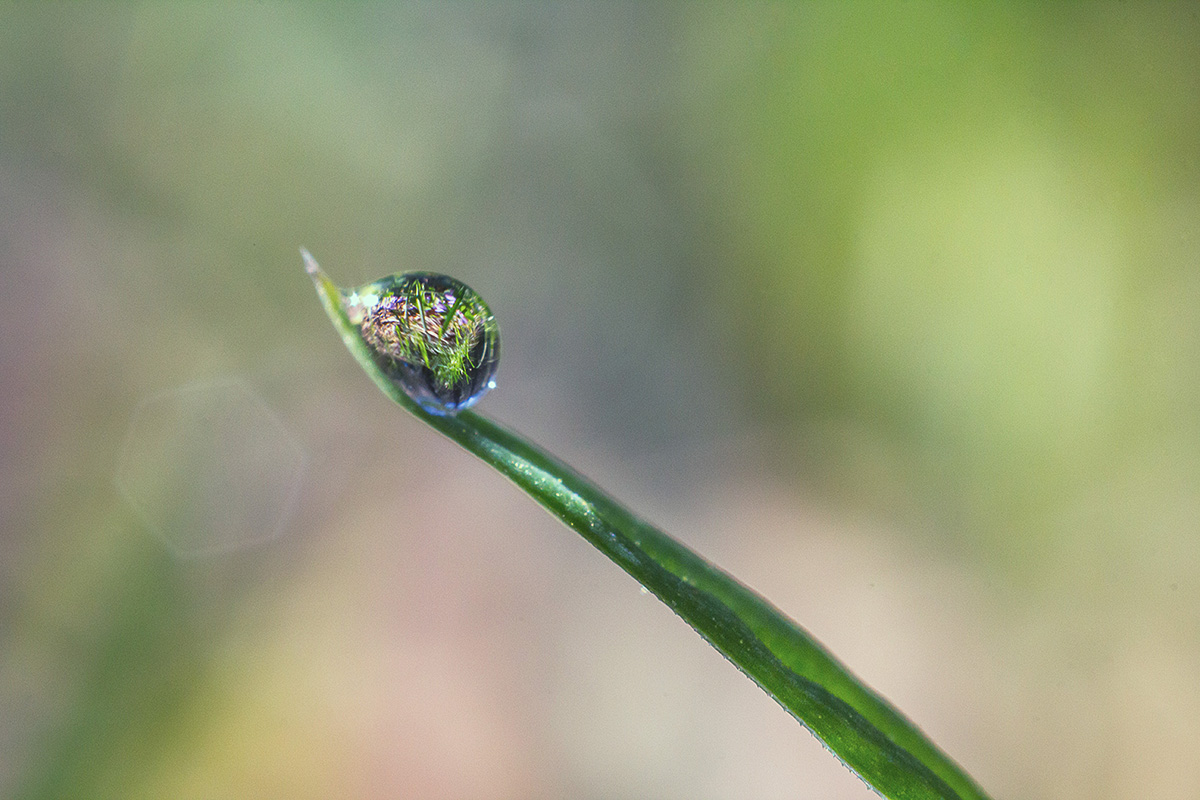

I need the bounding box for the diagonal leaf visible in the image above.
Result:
[304,250,994,800]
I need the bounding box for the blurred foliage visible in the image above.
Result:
[2,4,1200,799]
[681,5,1200,568]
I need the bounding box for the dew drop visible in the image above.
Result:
[344,272,500,415]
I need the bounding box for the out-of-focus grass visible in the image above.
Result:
[683,5,1200,569]
[2,4,1200,798]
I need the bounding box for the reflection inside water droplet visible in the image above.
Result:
[344,272,499,415]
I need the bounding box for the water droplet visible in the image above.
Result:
[344,272,499,415]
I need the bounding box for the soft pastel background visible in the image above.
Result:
[3,4,1199,799]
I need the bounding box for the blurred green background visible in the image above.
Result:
[2,4,1199,798]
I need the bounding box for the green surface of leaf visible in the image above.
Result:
[306,251,994,800]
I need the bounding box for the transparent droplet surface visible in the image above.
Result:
[344,272,499,415]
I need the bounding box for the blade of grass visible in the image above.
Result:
[304,250,993,800]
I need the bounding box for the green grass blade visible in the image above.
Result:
[305,250,994,800]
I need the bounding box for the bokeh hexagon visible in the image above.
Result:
[115,379,306,557]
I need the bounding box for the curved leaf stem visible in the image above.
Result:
[305,250,993,800]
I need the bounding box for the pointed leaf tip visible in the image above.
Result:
[300,247,321,278]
